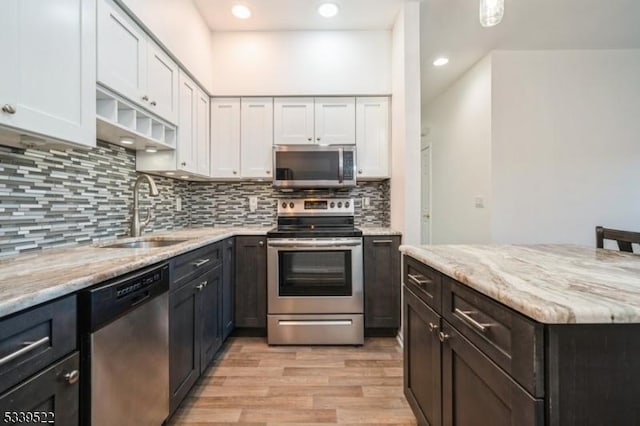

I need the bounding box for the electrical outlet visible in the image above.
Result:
[176,196,182,212]
[249,196,258,212]
[362,197,371,209]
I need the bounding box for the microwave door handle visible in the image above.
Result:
[338,147,344,183]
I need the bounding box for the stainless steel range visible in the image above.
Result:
[267,198,364,345]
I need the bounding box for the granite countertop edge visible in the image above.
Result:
[399,244,640,325]
[0,227,271,318]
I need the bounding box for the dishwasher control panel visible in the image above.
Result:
[116,270,162,298]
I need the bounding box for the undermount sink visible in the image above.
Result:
[99,239,189,249]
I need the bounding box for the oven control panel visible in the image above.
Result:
[277,198,355,215]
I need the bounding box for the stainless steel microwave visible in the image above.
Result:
[272,145,356,189]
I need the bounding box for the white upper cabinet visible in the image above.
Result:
[314,97,356,145]
[210,98,241,178]
[177,73,197,174]
[195,87,210,177]
[146,44,179,124]
[0,0,96,148]
[274,98,314,144]
[356,97,390,179]
[97,0,178,124]
[241,98,274,178]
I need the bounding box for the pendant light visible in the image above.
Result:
[479,0,504,27]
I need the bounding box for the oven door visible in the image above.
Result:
[267,238,363,314]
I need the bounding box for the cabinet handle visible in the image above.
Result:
[438,331,450,343]
[201,280,208,288]
[317,137,321,141]
[407,273,431,288]
[258,241,264,247]
[0,336,49,367]
[142,95,149,101]
[358,170,363,174]
[150,101,157,106]
[266,170,271,174]
[195,283,205,291]
[454,308,491,333]
[372,239,393,244]
[191,258,210,268]
[64,370,80,385]
[181,162,187,166]
[233,170,237,175]
[428,322,439,333]
[1,104,16,114]
[307,137,312,141]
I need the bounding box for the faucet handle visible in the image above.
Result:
[142,208,153,229]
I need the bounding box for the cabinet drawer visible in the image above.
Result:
[0,296,77,395]
[0,352,79,426]
[403,255,442,312]
[442,277,544,397]
[172,242,223,290]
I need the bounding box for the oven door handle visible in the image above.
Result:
[268,240,362,248]
[338,147,344,183]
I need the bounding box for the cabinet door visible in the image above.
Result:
[146,42,179,124]
[234,236,267,328]
[441,321,543,426]
[199,265,222,373]
[177,72,197,174]
[274,97,314,144]
[315,97,356,145]
[241,98,274,178]
[364,236,401,329]
[0,352,79,426]
[210,98,241,178]
[356,97,390,178]
[97,0,146,104]
[404,287,442,426]
[0,0,96,147]
[169,282,200,414]
[195,88,211,177]
[222,238,235,340]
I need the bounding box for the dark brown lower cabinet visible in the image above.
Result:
[441,321,543,426]
[234,236,267,329]
[0,352,80,426]
[404,287,442,426]
[364,236,401,334]
[169,256,224,414]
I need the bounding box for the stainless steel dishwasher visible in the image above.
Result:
[80,263,169,426]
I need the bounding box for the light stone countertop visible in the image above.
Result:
[400,244,640,324]
[0,227,271,318]
[360,227,402,236]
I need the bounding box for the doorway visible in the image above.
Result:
[421,141,431,244]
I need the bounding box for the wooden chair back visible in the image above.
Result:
[595,226,640,253]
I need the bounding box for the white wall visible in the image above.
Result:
[491,50,640,245]
[390,1,422,245]
[425,56,493,244]
[210,31,391,96]
[119,0,213,92]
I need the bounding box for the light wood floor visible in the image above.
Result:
[168,337,417,425]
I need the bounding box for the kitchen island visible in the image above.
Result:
[400,244,640,426]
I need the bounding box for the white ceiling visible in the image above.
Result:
[193,0,405,31]
[421,0,640,105]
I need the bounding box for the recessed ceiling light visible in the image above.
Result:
[166,172,174,176]
[145,146,157,153]
[318,2,339,18]
[180,175,189,179]
[120,136,134,145]
[433,57,449,67]
[232,4,251,19]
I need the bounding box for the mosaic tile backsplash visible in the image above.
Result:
[0,140,390,257]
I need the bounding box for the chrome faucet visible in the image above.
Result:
[131,174,160,237]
